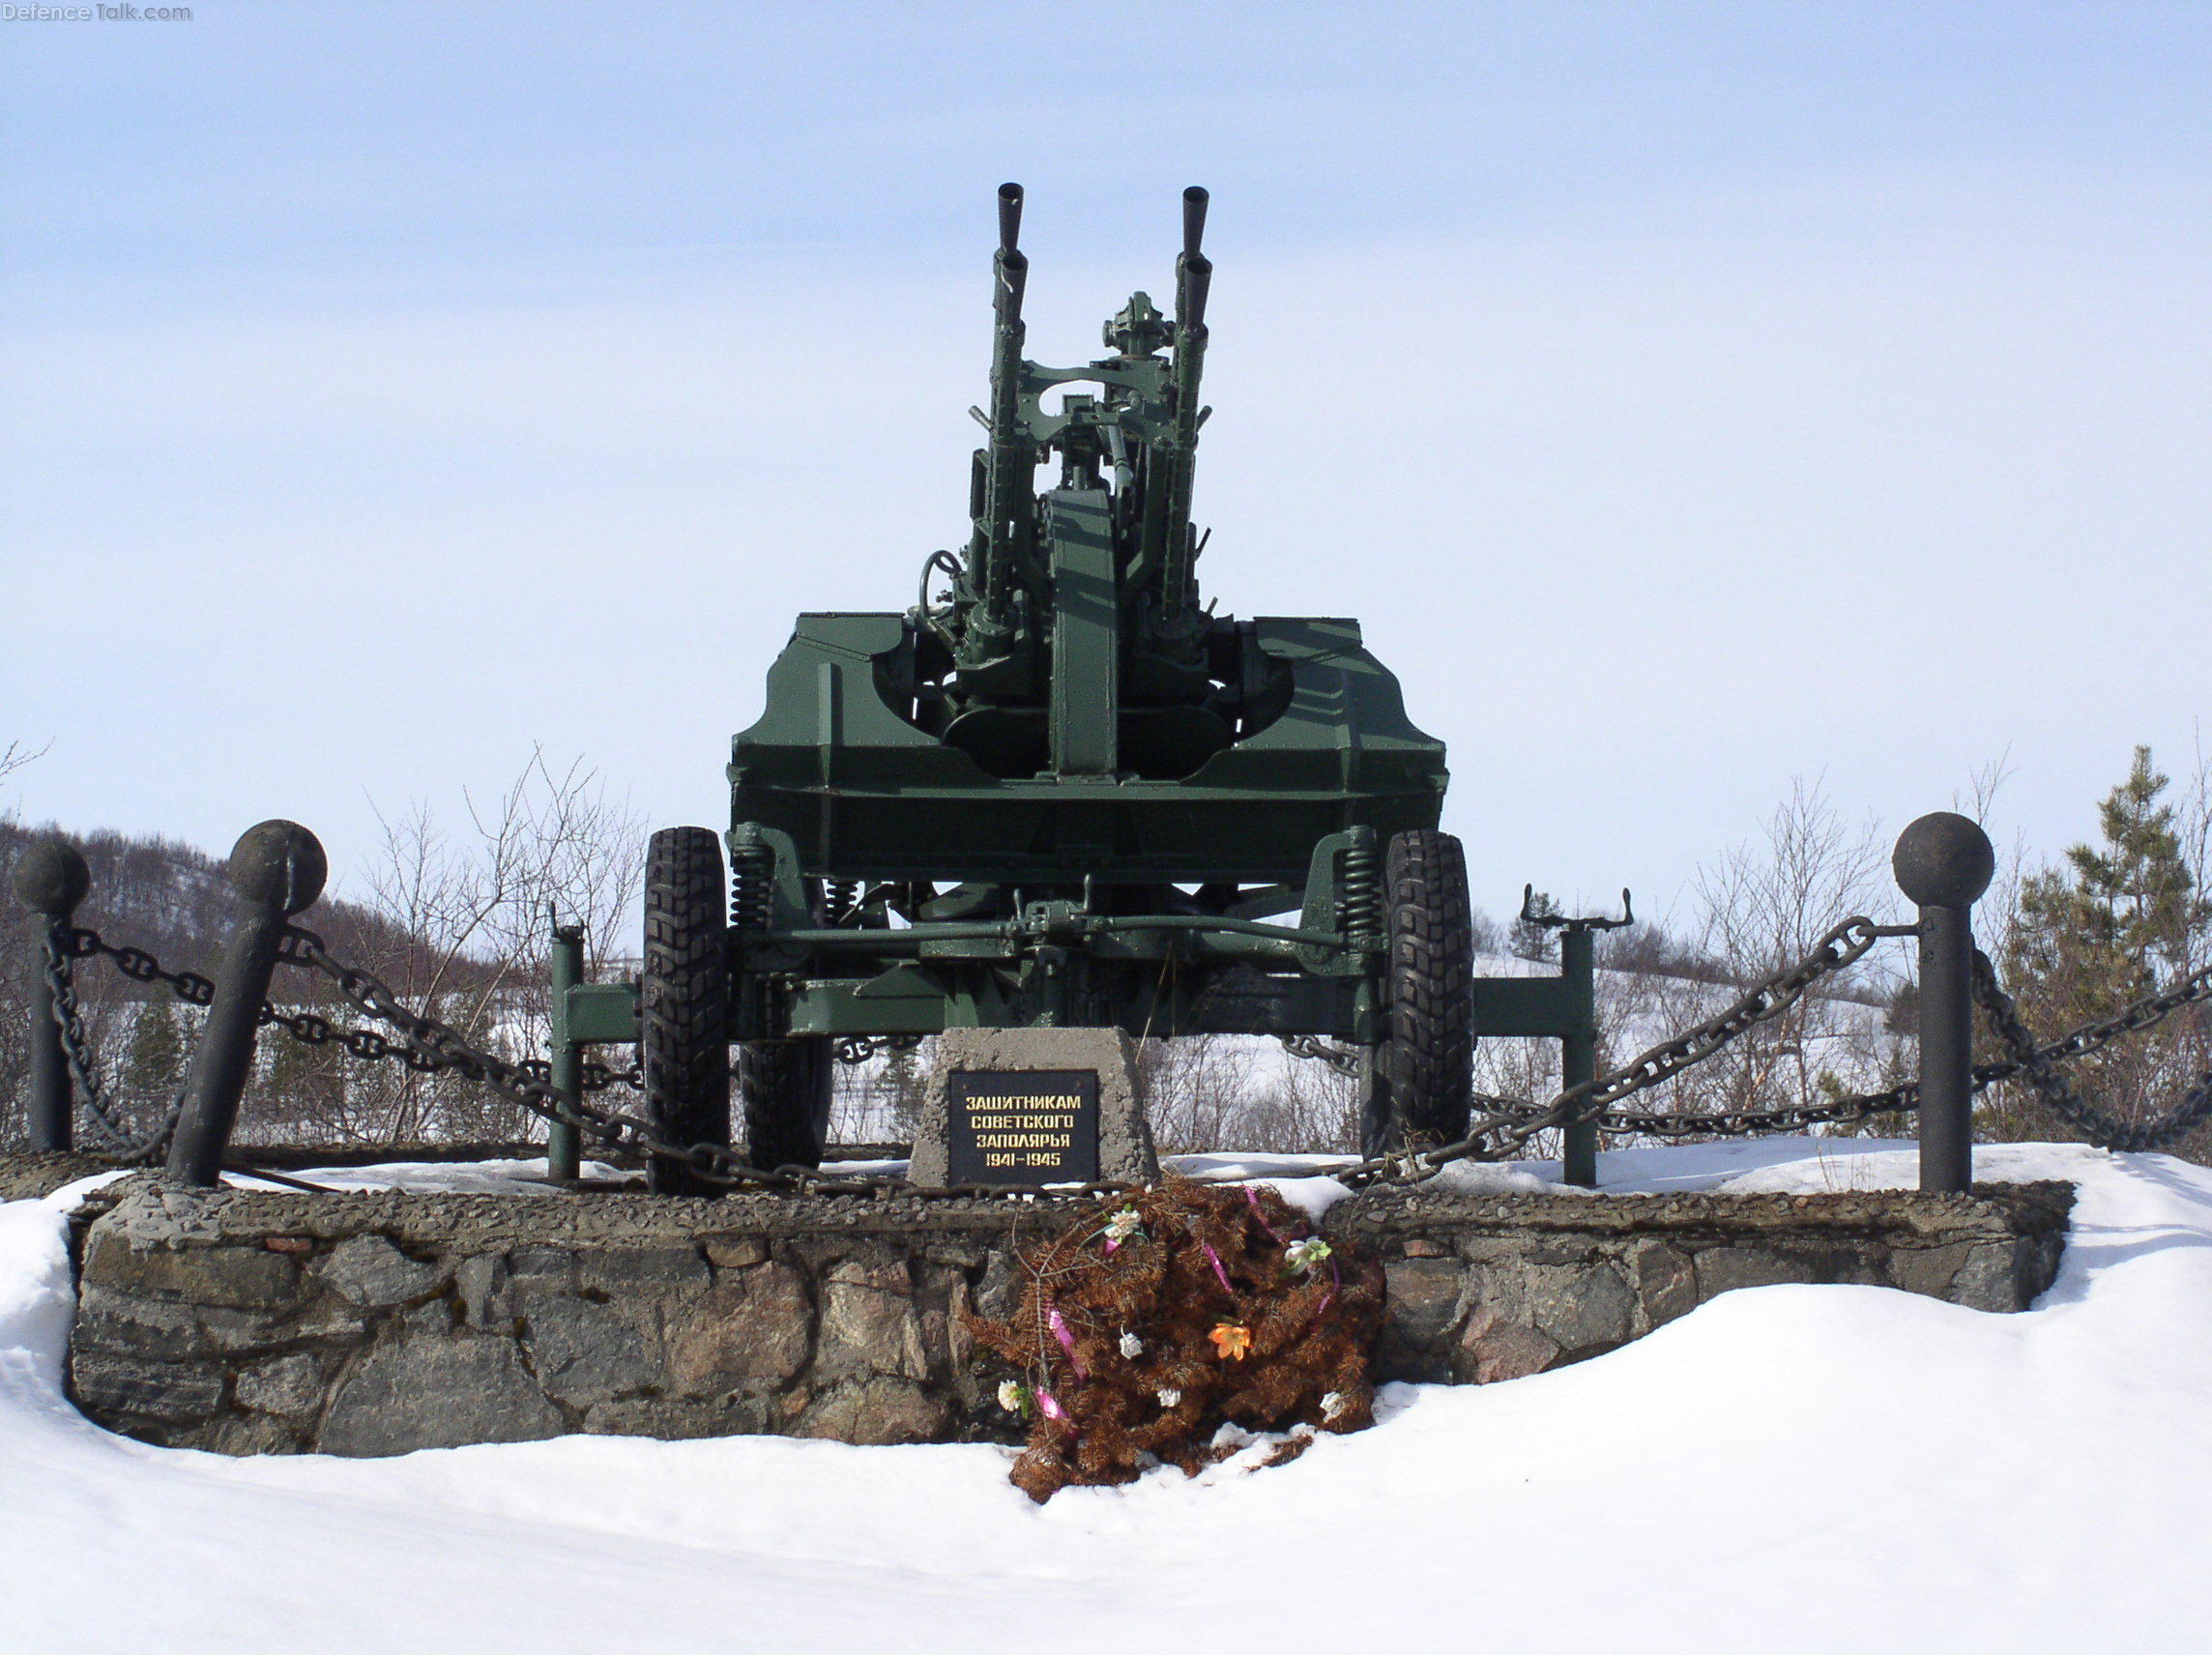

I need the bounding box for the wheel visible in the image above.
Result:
[740,1037,832,1172]
[1361,828,1474,1158]
[640,827,731,1195]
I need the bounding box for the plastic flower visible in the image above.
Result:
[998,1380,1033,1416]
[1321,1389,1352,1421]
[1119,1331,1144,1359]
[1285,1236,1333,1274]
[1101,1207,1145,1251]
[1208,1321,1253,1361]
[1157,1387,1182,1408]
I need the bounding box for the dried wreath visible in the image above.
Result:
[964,1176,1385,1501]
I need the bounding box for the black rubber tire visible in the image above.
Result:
[640,827,731,1196]
[740,1038,833,1173]
[1361,828,1474,1158]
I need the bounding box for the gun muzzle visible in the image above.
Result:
[994,184,1028,319]
[1181,186,1208,260]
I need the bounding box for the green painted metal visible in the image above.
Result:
[564,982,641,1044]
[718,186,1443,1045]
[1558,927,1599,1187]
[546,925,585,1182]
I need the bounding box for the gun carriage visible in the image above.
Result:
[637,185,1472,1188]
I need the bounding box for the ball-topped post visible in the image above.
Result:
[1894,812,1994,1195]
[1892,811,1994,912]
[167,821,328,1187]
[13,840,91,918]
[13,840,92,1151]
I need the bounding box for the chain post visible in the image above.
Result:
[1558,925,1599,1187]
[547,920,586,1183]
[166,822,328,1188]
[1893,812,1994,1194]
[13,841,91,1151]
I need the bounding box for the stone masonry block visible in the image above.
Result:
[578,1246,710,1294]
[524,1293,659,1407]
[1456,1308,1562,1384]
[666,1262,813,1396]
[83,1230,304,1313]
[73,1285,211,1360]
[816,1252,929,1381]
[314,1235,443,1308]
[1376,1259,1466,1382]
[1694,1246,1819,1301]
[318,1336,565,1456]
[71,1353,225,1424]
[795,1378,952,1446]
[235,1353,326,1418]
[1527,1262,1636,1355]
[1626,1240,1698,1328]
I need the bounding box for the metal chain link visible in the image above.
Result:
[1972,950,2212,1153]
[58,925,216,1007]
[39,924,186,1162]
[276,924,1137,1201]
[51,900,2211,1191]
[1333,915,1920,1185]
[833,1033,926,1065]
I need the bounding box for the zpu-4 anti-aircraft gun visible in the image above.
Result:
[635,185,1469,1187]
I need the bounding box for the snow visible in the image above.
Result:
[6,1139,2211,1653]
[222,1158,634,1196]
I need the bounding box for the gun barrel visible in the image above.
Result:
[1178,187,1210,331]
[1161,188,1212,613]
[995,184,1029,321]
[976,184,1033,613]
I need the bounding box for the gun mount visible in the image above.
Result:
[636,186,1468,1191]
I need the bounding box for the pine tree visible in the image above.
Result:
[124,998,185,1097]
[882,1042,929,1143]
[1991,746,2212,1148]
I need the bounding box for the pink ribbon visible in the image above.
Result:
[1202,1241,1236,1296]
[1036,1387,1067,1422]
[1244,1186,1289,1244]
[1049,1308,1087,1378]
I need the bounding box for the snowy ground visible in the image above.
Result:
[5,1138,2208,1654]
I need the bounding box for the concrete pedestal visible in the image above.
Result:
[908,1027,1158,1189]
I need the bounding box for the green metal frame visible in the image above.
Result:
[559,186,1616,1186]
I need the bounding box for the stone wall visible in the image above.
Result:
[17,1159,2072,1458]
[1333,1181,2073,1383]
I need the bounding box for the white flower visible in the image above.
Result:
[998,1380,1029,1414]
[1156,1387,1182,1408]
[1119,1331,1144,1359]
[1285,1236,1333,1273]
[1102,1207,1144,1244]
[1321,1389,1351,1420]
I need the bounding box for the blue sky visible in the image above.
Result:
[6,1,2210,925]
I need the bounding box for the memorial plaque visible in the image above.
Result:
[944,1068,1101,1185]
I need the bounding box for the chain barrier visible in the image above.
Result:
[1972,951,2212,1153]
[833,1033,927,1065]
[275,924,1139,1201]
[1326,915,1922,1187]
[42,905,2212,1190]
[39,925,186,1162]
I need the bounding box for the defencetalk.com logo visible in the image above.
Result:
[2,4,194,17]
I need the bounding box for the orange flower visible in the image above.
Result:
[1208,1321,1253,1361]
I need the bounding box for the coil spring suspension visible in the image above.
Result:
[824,879,859,923]
[1340,836,1383,944]
[729,836,775,932]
